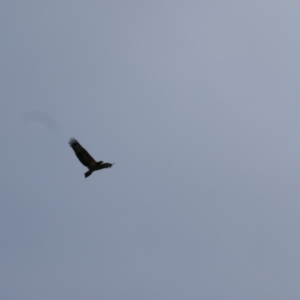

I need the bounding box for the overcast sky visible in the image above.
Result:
[2,1,300,299]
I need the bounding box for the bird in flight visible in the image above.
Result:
[69,138,114,178]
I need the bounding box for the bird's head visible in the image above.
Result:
[96,161,103,167]
[100,162,114,169]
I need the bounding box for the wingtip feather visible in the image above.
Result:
[69,137,78,147]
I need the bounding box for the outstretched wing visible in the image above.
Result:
[69,138,96,168]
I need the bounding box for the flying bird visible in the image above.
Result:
[69,138,114,178]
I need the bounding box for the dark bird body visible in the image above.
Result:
[69,138,114,178]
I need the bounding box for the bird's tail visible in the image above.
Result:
[85,170,93,178]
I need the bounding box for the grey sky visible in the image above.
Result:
[21,111,58,132]
[1,1,300,299]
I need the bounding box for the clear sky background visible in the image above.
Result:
[1,1,300,299]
